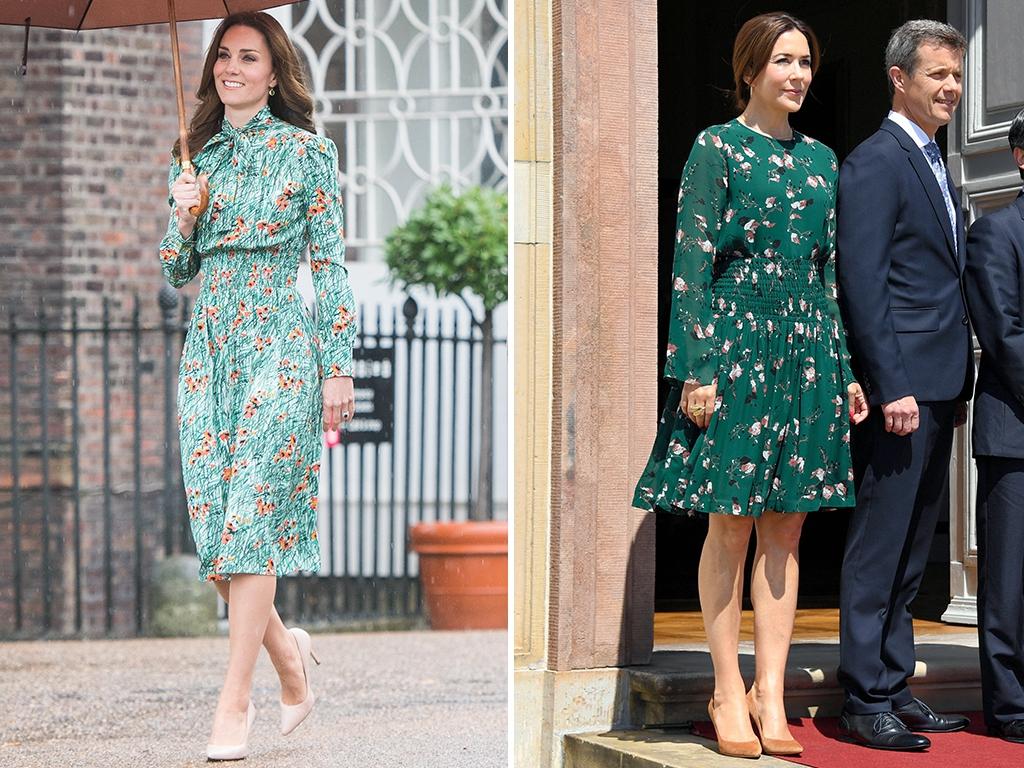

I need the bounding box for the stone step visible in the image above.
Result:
[564,729,798,768]
[628,637,982,727]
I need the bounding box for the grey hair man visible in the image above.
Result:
[835,18,973,751]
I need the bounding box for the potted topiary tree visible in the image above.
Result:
[385,183,508,629]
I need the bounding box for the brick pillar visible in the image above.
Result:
[0,22,205,636]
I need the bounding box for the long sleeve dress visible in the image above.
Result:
[159,105,357,580]
[633,120,856,517]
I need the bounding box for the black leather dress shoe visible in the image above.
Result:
[989,720,1024,743]
[893,698,969,733]
[838,710,931,751]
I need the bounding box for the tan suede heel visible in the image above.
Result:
[707,699,762,759]
[746,690,803,756]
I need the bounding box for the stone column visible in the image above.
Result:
[514,0,660,764]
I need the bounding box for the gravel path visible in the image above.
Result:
[0,629,507,767]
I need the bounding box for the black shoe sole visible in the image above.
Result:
[837,734,930,751]
[907,723,969,733]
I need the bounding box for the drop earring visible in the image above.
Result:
[269,86,276,96]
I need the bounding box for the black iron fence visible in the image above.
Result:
[0,288,506,639]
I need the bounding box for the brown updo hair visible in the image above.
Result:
[732,12,821,112]
[173,11,317,161]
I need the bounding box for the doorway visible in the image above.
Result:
[654,0,951,615]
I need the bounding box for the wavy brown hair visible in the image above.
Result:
[732,12,820,112]
[173,11,316,161]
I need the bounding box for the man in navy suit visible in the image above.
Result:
[835,19,973,750]
[963,108,1024,745]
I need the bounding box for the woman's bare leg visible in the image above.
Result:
[206,575,285,746]
[749,510,806,741]
[213,580,307,705]
[699,514,757,741]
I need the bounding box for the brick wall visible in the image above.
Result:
[0,21,205,637]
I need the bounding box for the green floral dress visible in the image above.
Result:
[633,120,856,517]
[158,105,357,580]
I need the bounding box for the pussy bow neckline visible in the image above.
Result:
[197,105,276,179]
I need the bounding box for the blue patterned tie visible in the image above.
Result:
[923,141,958,253]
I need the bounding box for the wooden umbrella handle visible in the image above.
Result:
[168,0,208,217]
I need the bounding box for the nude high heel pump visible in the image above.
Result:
[206,700,256,761]
[747,689,803,755]
[280,627,321,736]
[707,699,762,759]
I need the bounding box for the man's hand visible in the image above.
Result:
[882,395,919,436]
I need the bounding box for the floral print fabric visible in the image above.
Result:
[159,105,357,580]
[633,120,856,517]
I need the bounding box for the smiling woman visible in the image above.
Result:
[215,26,279,119]
[157,10,358,762]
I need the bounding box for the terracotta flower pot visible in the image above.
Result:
[409,520,508,630]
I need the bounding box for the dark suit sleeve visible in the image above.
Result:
[964,214,1024,405]
[836,147,912,403]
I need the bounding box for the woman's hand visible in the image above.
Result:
[171,170,209,238]
[679,380,718,429]
[322,376,355,433]
[848,382,870,425]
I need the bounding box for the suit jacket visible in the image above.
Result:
[836,118,973,406]
[965,193,1024,458]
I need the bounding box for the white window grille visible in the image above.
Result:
[205,0,509,264]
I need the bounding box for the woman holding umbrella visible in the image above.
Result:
[159,11,355,760]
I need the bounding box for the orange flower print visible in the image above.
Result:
[256,220,284,237]
[160,114,354,583]
[184,375,210,394]
[332,305,354,335]
[243,394,263,419]
[307,187,329,218]
[278,373,304,393]
[256,498,277,517]
[219,216,249,246]
[274,434,297,463]
[275,180,300,211]
[230,300,252,332]
[190,430,215,465]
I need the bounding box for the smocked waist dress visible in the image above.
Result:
[633,120,856,517]
[158,105,357,580]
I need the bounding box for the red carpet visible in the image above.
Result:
[693,713,1024,767]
